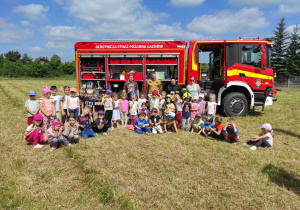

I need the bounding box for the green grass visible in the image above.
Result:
[0,79,299,209]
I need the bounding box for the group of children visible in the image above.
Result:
[24,86,274,151]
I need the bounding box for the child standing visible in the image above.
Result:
[198,93,206,121]
[134,112,151,135]
[222,118,239,145]
[47,120,73,151]
[119,93,129,127]
[190,96,199,123]
[102,90,113,129]
[174,94,182,128]
[62,114,80,143]
[149,90,160,111]
[111,93,120,129]
[24,114,45,148]
[202,116,215,137]
[159,91,166,119]
[67,88,80,119]
[78,89,86,114]
[165,97,175,119]
[129,93,139,114]
[164,112,178,134]
[190,114,204,135]
[210,117,224,139]
[138,93,147,113]
[40,88,55,130]
[181,96,192,131]
[149,108,163,134]
[127,112,138,131]
[78,107,97,139]
[140,102,150,121]
[205,94,217,120]
[245,123,273,150]
[93,110,109,135]
[82,89,95,115]
[61,86,70,124]
[50,86,62,120]
[25,90,40,125]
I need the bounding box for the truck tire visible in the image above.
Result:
[222,92,249,116]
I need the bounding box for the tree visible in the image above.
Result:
[0,54,4,67]
[21,53,32,64]
[4,50,21,62]
[271,17,289,77]
[50,54,62,70]
[286,24,300,77]
[59,62,76,75]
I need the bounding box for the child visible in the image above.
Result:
[190,114,204,135]
[164,112,178,134]
[209,117,224,139]
[168,91,175,102]
[24,114,45,148]
[78,89,86,114]
[165,97,175,119]
[67,88,80,120]
[61,86,70,124]
[82,89,95,116]
[93,110,109,135]
[112,93,120,129]
[140,102,150,121]
[134,112,151,135]
[119,93,129,127]
[174,94,182,128]
[149,108,163,134]
[205,94,217,120]
[190,96,199,123]
[46,119,73,151]
[198,93,206,121]
[102,90,113,129]
[50,86,62,120]
[127,112,138,131]
[78,106,97,139]
[159,91,166,119]
[40,87,55,130]
[138,92,147,113]
[202,116,215,137]
[222,118,239,145]
[129,93,139,114]
[181,96,191,131]
[148,90,160,111]
[62,113,80,143]
[25,90,40,125]
[245,123,273,150]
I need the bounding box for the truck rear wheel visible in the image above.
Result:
[222,92,249,116]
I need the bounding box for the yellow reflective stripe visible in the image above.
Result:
[227,69,273,80]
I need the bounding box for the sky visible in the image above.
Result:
[0,0,299,62]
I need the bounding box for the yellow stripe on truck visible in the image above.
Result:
[227,69,273,80]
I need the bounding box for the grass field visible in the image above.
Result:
[0,79,299,209]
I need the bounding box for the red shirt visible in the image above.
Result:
[213,123,224,131]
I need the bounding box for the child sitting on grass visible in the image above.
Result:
[78,106,97,139]
[201,116,215,137]
[127,112,138,131]
[244,123,273,150]
[135,112,151,135]
[24,114,46,149]
[209,117,224,139]
[164,112,178,134]
[190,114,204,135]
[93,110,109,135]
[47,119,73,151]
[62,113,79,144]
[25,90,40,125]
[222,118,239,145]
[149,108,163,134]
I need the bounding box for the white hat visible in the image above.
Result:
[168,112,175,119]
[259,123,272,130]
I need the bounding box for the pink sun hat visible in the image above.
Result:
[42,88,53,95]
[259,123,272,130]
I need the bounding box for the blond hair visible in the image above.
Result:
[79,89,85,94]
[83,106,91,112]
[227,118,235,123]
[86,89,93,94]
[210,94,216,101]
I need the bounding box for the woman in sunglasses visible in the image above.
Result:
[186,77,201,99]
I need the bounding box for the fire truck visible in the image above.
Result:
[74,38,277,116]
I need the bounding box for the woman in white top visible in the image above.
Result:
[244,123,274,150]
[67,88,80,119]
[186,76,201,99]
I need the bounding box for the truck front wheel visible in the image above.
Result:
[222,92,249,116]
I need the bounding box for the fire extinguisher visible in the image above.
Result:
[109,69,114,79]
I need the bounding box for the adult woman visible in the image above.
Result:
[186,76,201,99]
[123,74,139,99]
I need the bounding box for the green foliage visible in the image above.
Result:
[59,62,76,75]
[4,50,21,62]
[285,24,300,77]
[0,54,4,67]
[21,53,32,64]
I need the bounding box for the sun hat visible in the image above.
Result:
[152,90,159,95]
[33,114,43,121]
[195,113,201,118]
[199,93,204,98]
[192,96,198,100]
[42,88,53,95]
[70,87,77,92]
[98,110,104,115]
[260,123,272,130]
[168,112,175,119]
[170,91,175,94]
[131,111,137,116]
[106,89,112,94]
[28,90,36,96]
[133,92,138,97]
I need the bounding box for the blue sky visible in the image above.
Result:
[0,0,299,62]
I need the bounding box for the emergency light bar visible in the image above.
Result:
[239,37,260,40]
[102,39,175,42]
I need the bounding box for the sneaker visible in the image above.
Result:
[103,132,108,136]
[111,127,114,130]
[117,126,120,128]
[250,146,257,151]
[243,142,248,146]
[233,142,239,145]
[68,143,74,147]
[168,130,171,133]
[33,144,44,149]
[49,147,55,151]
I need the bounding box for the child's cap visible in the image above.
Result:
[106,89,112,94]
[33,114,43,121]
[70,88,77,93]
[170,91,175,95]
[131,111,137,116]
[98,110,104,115]
[199,93,204,98]
[192,96,198,100]
[260,123,272,130]
[205,116,213,123]
[28,90,36,96]
[152,90,159,95]
[168,112,176,119]
[133,92,138,97]
[195,113,201,118]
[42,88,53,95]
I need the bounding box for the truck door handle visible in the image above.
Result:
[239,73,246,78]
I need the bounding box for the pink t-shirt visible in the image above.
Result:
[119,99,129,113]
[40,98,54,115]
[46,127,54,138]
[191,102,199,118]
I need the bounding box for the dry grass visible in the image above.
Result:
[0,79,299,209]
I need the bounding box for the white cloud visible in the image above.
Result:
[0,18,34,43]
[45,41,73,49]
[170,0,205,7]
[286,24,300,35]
[42,26,92,41]
[28,47,43,52]
[12,4,49,22]
[278,2,300,15]
[187,8,269,34]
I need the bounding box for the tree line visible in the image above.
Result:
[0,52,76,78]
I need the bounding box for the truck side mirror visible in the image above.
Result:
[260,44,266,69]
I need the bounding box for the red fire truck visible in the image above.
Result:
[74,39,277,116]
